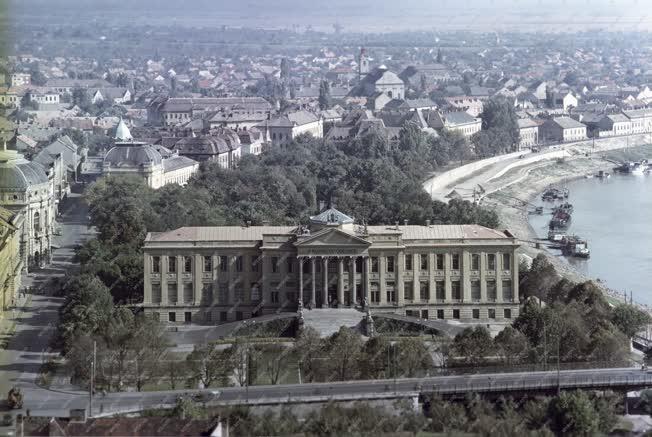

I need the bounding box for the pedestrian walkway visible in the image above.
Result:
[302,308,365,337]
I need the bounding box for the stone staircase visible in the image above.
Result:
[301,308,366,337]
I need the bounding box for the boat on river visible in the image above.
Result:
[549,210,571,229]
[561,236,590,258]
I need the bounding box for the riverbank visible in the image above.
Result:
[482,143,652,309]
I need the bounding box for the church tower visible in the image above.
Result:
[358,47,369,81]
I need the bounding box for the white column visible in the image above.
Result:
[299,257,304,304]
[337,257,344,306]
[311,257,316,307]
[322,257,329,307]
[350,257,357,306]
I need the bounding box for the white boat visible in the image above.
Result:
[631,160,648,175]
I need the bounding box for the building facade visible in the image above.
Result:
[141,208,520,324]
[517,119,540,148]
[540,117,587,143]
[0,145,55,270]
[0,207,23,322]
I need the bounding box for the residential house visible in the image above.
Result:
[517,118,540,148]
[11,73,30,87]
[624,109,652,134]
[597,113,632,137]
[148,96,273,127]
[263,110,323,146]
[90,87,132,105]
[442,96,484,117]
[540,116,587,143]
[425,111,482,138]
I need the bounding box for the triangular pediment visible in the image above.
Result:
[295,227,370,247]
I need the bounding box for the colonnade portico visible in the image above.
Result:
[298,255,368,308]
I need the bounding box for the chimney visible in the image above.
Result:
[403,219,408,227]
[245,221,251,227]
[395,221,399,230]
[426,219,431,227]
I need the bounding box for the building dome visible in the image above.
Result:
[114,118,133,142]
[0,148,49,191]
[310,208,354,225]
[103,144,163,168]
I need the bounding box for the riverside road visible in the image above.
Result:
[16,366,652,417]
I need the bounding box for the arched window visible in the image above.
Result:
[34,211,41,233]
[387,90,393,99]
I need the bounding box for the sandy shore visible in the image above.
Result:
[483,142,652,310]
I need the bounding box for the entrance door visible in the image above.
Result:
[328,285,338,307]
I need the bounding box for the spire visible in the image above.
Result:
[115,117,133,142]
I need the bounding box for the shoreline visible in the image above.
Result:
[483,143,652,311]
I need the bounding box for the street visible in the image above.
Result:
[0,193,93,407]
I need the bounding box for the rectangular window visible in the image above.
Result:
[437,309,445,319]
[167,283,177,304]
[502,253,511,271]
[386,256,395,273]
[152,256,160,273]
[286,257,294,273]
[386,282,396,303]
[419,281,429,301]
[420,254,428,271]
[201,283,213,304]
[502,280,513,301]
[168,257,177,273]
[168,312,176,322]
[504,308,512,319]
[203,256,212,272]
[183,283,193,303]
[471,253,480,271]
[235,287,244,303]
[452,309,460,320]
[251,255,259,272]
[404,281,413,300]
[472,309,480,319]
[218,283,228,303]
[487,280,497,301]
[235,256,243,272]
[271,291,280,303]
[272,257,279,273]
[370,282,380,303]
[436,254,444,270]
[487,254,496,271]
[236,311,243,321]
[436,281,445,301]
[220,256,228,272]
[488,308,496,319]
[151,284,162,303]
[405,254,412,271]
[471,280,481,302]
[184,312,192,323]
[205,311,212,322]
[184,256,192,273]
[371,257,379,273]
[250,282,261,302]
[451,281,461,301]
[451,254,460,270]
[220,311,227,322]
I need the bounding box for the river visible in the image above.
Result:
[528,173,652,305]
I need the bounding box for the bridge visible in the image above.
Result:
[18,367,652,418]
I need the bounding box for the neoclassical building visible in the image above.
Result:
[0,143,55,269]
[0,206,23,321]
[142,208,520,325]
[103,119,199,189]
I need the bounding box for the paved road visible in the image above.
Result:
[15,366,652,417]
[0,193,93,399]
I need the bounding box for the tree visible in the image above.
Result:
[494,326,529,365]
[359,336,391,379]
[293,327,324,382]
[186,343,232,388]
[395,338,433,377]
[325,327,363,381]
[129,315,168,391]
[521,254,559,301]
[259,343,288,385]
[280,58,290,81]
[474,96,520,154]
[612,303,652,339]
[57,274,114,351]
[451,326,494,366]
[318,80,332,110]
[547,391,600,436]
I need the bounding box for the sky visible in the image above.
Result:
[9,0,652,32]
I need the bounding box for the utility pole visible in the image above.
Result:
[89,340,96,417]
[543,322,547,371]
[556,334,561,396]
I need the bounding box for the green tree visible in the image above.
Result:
[612,303,652,339]
[186,343,232,388]
[359,336,391,379]
[547,391,600,436]
[521,254,559,301]
[325,327,363,381]
[494,326,529,365]
[451,326,494,366]
[395,338,433,377]
[293,327,325,382]
[318,80,332,110]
